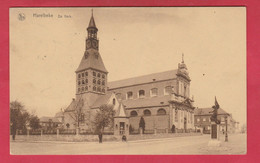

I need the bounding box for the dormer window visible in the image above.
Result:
[139,90,145,98]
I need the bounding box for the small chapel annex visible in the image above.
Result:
[62,12,195,136]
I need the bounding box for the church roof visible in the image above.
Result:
[55,111,64,117]
[122,95,171,109]
[115,103,128,117]
[76,49,108,73]
[194,107,229,116]
[108,69,178,90]
[91,92,113,109]
[64,98,79,112]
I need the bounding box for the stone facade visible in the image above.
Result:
[62,12,195,136]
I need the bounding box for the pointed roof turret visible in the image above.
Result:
[115,102,128,117]
[177,53,190,81]
[88,9,97,29]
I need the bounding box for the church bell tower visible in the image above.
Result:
[75,10,108,105]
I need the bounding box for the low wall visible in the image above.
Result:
[11,132,202,142]
[127,132,202,141]
[11,134,118,142]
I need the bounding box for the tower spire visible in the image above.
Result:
[88,9,97,29]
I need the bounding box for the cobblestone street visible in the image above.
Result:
[10,133,246,155]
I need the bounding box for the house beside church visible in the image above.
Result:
[194,107,238,134]
[62,11,196,136]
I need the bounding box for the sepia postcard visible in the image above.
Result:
[9,7,246,155]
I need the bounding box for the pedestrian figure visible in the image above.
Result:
[122,135,127,142]
[98,133,103,143]
[171,124,176,133]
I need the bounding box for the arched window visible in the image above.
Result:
[102,88,105,93]
[97,73,101,78]
[150,88,158,97]
[139,90,145,98]
[82,73,84,77]
[164,86,172,95]
[143,109,151,116]
[78,81,81,85]
[85,72,88,76]
[184,85,187,97]
[127,91,133,99]
[82,80,85,84]
[93,79,96,84]
[102,80,105,85]
[85,86,88,91]
[93,86,96,91]
[157,108,166,115]
[85,79,88,83]
[93,71,96,76]
[97,80,101,85]
[130,111,138,117]
[102,74,105,79]
[78,74,81,79]
[113,98,116,105]
[97,87,101,92]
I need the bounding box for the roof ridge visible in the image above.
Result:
[108,69,178,84]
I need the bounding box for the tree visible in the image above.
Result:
[139,116,145,132]
[67,96,91,130]
[10,101,30,140]
[29,114,41,130]
[93,104,115,134]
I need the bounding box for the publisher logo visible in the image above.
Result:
[18,13,25,21]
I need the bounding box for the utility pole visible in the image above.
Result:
[225,116,228,142]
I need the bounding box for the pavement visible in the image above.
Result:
[10,133,246,155]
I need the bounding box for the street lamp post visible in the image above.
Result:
[225,116,228,142]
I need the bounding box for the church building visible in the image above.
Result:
[63,12,195,136]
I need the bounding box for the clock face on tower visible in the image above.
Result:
[86,40,91,49]
[92,40,98,48]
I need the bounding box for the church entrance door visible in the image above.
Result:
[120,122,125,135]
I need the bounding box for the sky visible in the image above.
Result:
[10,7,246,124]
